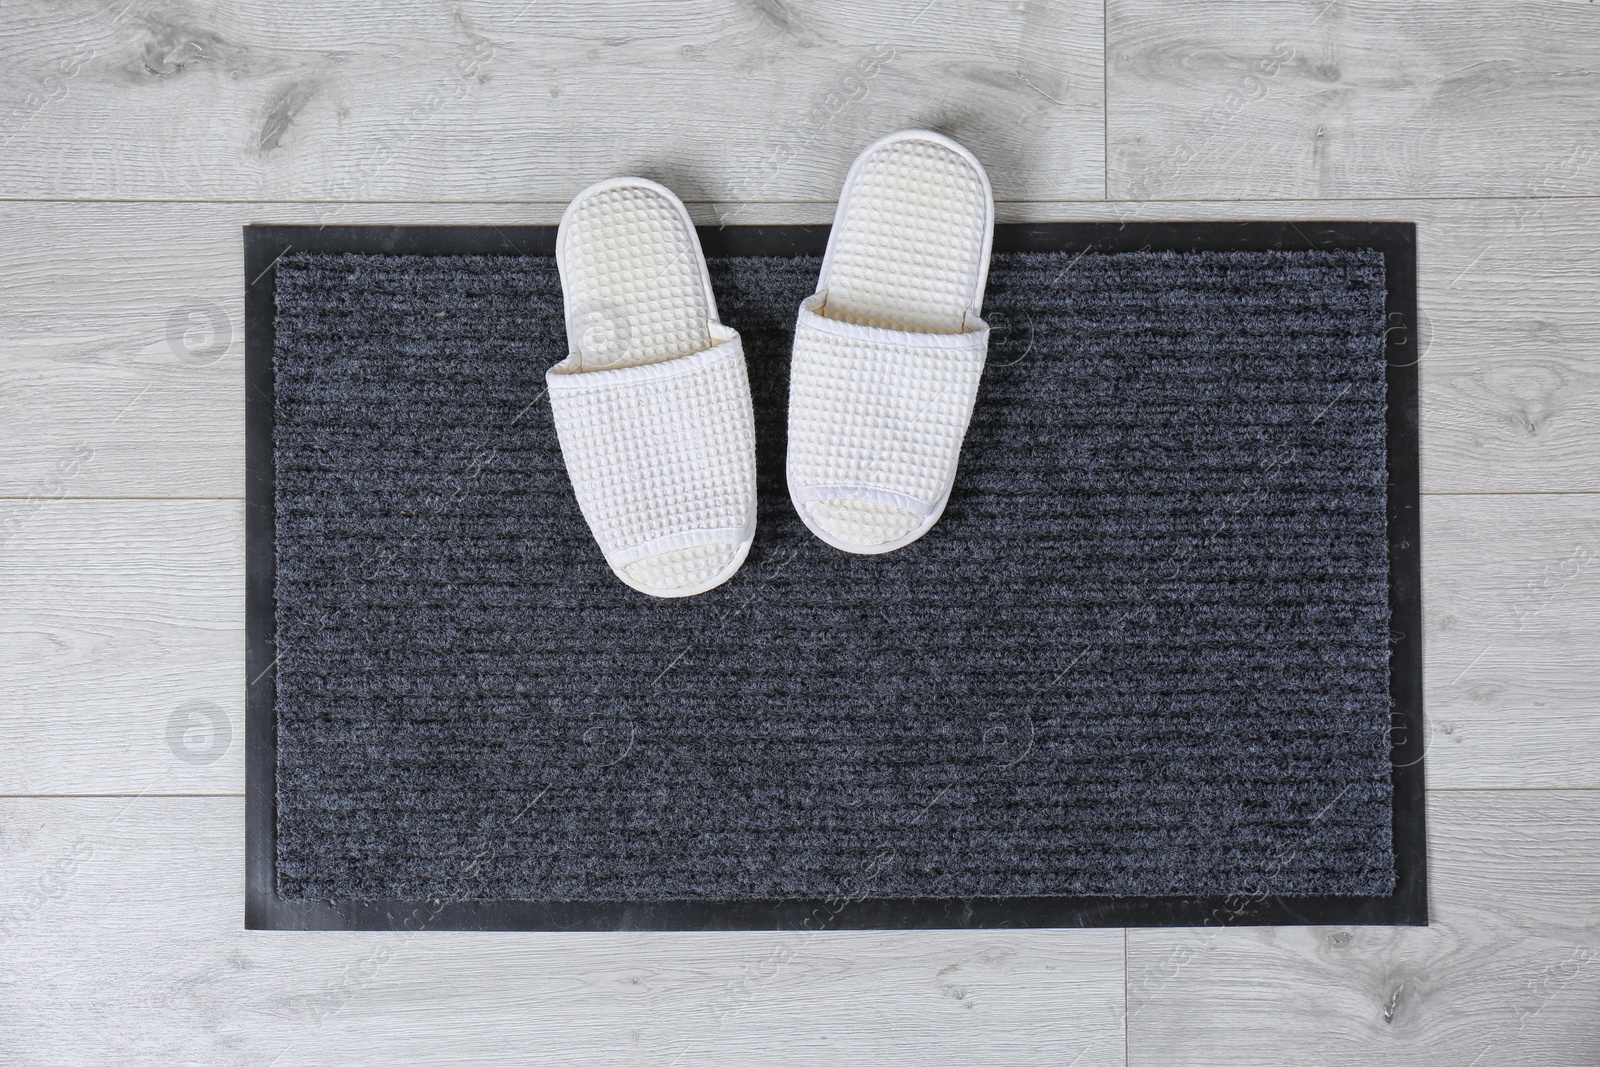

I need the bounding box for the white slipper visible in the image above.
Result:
[786,130,994,554]
[546,177,757,597]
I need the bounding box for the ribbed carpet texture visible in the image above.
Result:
[273,245,1395,902]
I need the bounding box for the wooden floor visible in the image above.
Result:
[2,2,1598,1063]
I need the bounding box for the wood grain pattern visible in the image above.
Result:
[1423,494,1600,790]
[0,500,243,795]
[6,492,1595,795]
[0,798,1126,1066]
[2,196,1597,500]
[1408,200,1600,494]
[4,6,1600,1055]
[1107,0,1600,200]
[0,0,1102,202]
[1127,790,1600,1066]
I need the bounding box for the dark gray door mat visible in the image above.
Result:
[244,222,1425,931]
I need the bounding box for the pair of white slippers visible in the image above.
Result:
[546,130,995,598]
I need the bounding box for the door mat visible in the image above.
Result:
[245,222,1425,930]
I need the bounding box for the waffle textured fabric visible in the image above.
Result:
[557,183,711,369]
[825,137,989,331]
[272,246,1395,902]
[545,335,756,581]
[788,297,988,542]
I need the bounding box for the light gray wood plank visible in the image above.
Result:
[1127,790,1600,1067]
[1107,0,1600,199]
[0,797,1127,1067]
[0,0,1103,202]
[0,201,248,502]
[1408,198,1600,494]
[8,491,1596,794]
[1423,494,1600,790]
[0,499,243,795]
[6,196,1597,501]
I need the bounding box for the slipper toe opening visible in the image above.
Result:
[620,541,745,596]
[801,498,923,549]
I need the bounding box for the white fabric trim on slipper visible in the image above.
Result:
[549,178,757,597]
[787,129,995,554]
[788,294,989,553]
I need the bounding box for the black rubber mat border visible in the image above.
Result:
[244,220,1425,931]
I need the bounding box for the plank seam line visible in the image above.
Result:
[9,787,1597,800]
[3,194,1600,207]
[11,490,1600,504]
